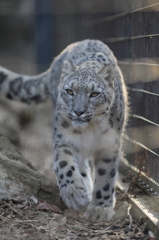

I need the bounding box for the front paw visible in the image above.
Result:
[85,205,114,222]
[60,179,91,212]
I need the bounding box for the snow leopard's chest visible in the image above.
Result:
[56,119,119,159]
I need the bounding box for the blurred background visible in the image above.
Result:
[0,0,159,193]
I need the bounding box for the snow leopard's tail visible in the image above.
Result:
[0,66,50,104]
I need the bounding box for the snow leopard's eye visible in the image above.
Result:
[66,89,74,96]
[90,92,100,98]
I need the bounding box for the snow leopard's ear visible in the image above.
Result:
[98,65,114,87]
[63,59,76,74]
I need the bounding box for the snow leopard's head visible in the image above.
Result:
[57,59,115,127]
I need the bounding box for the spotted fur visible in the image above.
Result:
[0,40,128,222]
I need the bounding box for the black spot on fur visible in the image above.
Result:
[57,134,62,139]
[64,149,73,155]
[104,195,110,200]
[0,72,7,85]
[6,93,13,99]
[60,174,64,179]
[67,180,70,183]
[104,204,109,208]
[55,154,59,161]
[21,98,29,104]
[96,191,102,199]
[59,161,68,168]
[81,173,87,177]
[30,94,42,102]
[103,183,110,191]
[71,180,74,184]
[112,188,115,193]
[107,99,110,104]
[10,77,23,95]
[98,55,103,59]
[110,168,116,178]
[67,170,73,177]
[61,183,67,188]
[71,166,75,171]
[54,143,58,148]
[99,202,104,205]
[23,80,33,94]
[61,120,69,128]
[109,118,113,127]
[102,158,112,163]
[98,168,106,176]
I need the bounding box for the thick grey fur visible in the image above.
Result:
[0,40,128,222]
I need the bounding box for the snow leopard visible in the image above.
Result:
[0,39,128,222]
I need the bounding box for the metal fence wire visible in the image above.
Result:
[1,0,159,185]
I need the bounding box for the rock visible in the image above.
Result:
[0,132,66,210]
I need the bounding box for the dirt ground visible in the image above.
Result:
[0,192,148,240]
[0,98,152,240]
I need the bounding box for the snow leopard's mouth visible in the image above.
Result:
[72,118,91,125]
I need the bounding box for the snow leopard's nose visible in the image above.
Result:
[74,110,86,117]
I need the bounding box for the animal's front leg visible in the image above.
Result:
[53,145,91,212]
[78,159,93,196]
[85,154,119,222]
